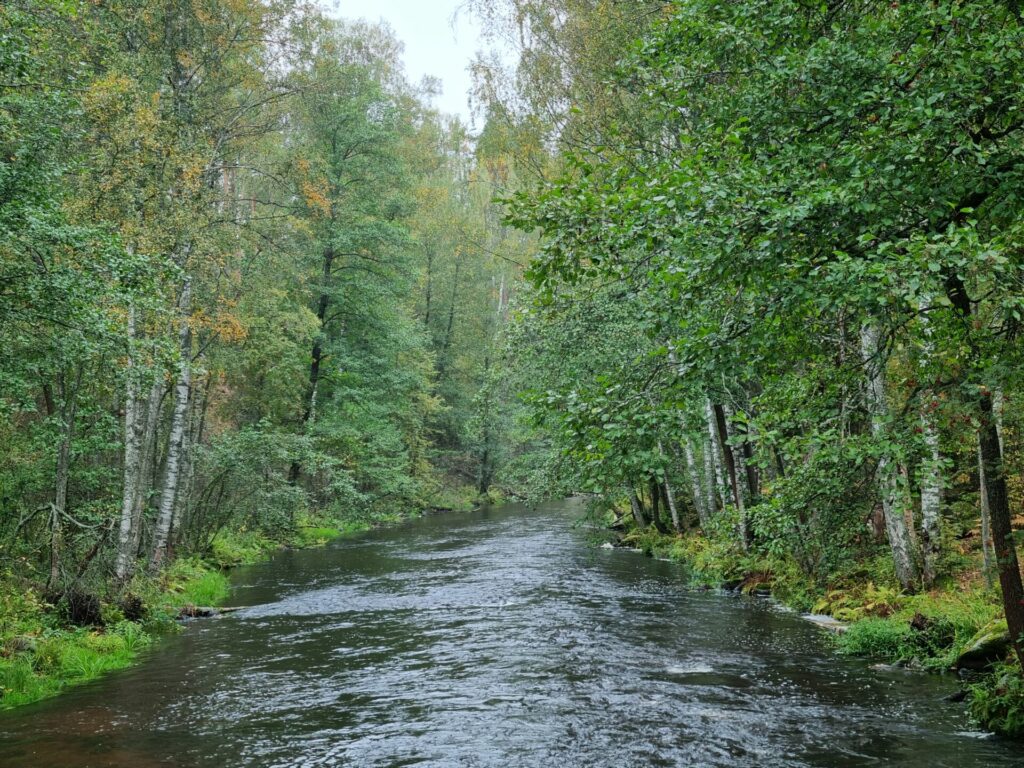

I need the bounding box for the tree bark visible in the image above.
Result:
[663,477,682,532]
[979,442,995,588]
[647,477,668,533]
[715,403,751,549]
[704,399,729,508]
[860,323,920,592]
[150,279,193,571]
[129,380,164,565]
[979,389,1024,668]
[627,486,648,528]
[115,306,144,584]
[47,367,82,592]
[917,301,943,587]
[684,438,711,529]
[919,414,943,587]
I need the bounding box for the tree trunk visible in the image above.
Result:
[115,306,144,584]
[684,438,711,529]
[150,279,193,571]
[979,389,1024,668]
[704,399,730,508]
[129,380,164,566]
[627,486,648,529]
[860,323,919,592]
[917,301,943,587]
[715,403,751,549]
[919,414,943,588]
[663,477,682,532]
[979,442,995,588]
[48,366,82,592]
[647,477,668,533]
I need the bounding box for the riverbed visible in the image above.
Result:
[0,502,1018,767]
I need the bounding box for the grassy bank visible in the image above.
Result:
[616,525,1023,738]
[0,513,351,712]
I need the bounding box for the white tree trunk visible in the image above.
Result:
[919,418,942,586]
[684,438,711,529]
[704,399,730,508]
[150,279,192,571]
[722,404,751,550]
[917,304,943,586]
[700,435,719,518]
[116,306,144,584]
[128,380,164,565]
[860,323,919,591]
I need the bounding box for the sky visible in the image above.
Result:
[322,0,487,125]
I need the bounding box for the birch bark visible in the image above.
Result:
[860,323,919,592]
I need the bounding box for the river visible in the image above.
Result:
[0,501,1019,767]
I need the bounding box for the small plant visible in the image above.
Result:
[813,582,903,622]
[836,617,913,659]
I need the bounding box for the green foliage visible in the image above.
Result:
[208,530,275,568]
[970,664,1024,738]
[160,559,230,608]
[837,619,914,661]
[836,589,1002,671]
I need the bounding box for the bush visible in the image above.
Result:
[969,665,1024,738]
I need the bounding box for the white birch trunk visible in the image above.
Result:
[684,438,711,529]
[116,306,144,583]
[128,380,164,565]
[663,478,681,532]
[704,399,730,508]
[917,303,943,587]
[722,404,751,550]
[860,323,919,591]
[150,279,192,570]
[700,436,719,517]
[919,418,942,586]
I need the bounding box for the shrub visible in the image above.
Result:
[969,665,1024,738]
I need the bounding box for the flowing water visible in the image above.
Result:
[0,502,1020,767]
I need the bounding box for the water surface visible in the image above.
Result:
[0,502,1019,767]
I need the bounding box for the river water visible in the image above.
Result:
[0,502,1019,767]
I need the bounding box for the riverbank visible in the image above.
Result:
[0,513,353,711]
[0,476,497,713]
[614,525,1023,738]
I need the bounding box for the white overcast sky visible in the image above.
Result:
[322,0,486,125]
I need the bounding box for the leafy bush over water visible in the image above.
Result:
[970,664,1024,738]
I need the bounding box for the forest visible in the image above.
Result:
[3,0,1024,747]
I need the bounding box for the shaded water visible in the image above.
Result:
[0,502,1020,767]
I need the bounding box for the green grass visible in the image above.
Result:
[0,621,153,710]
[159,558,231,607]
[291,525,343,548]
[209,529,275,567]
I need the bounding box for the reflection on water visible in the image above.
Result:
[0,502,1018,767]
